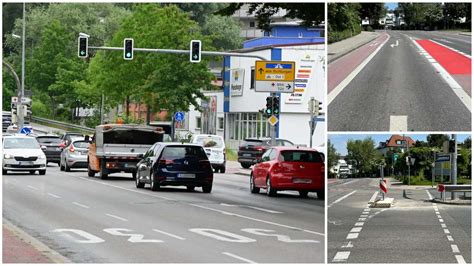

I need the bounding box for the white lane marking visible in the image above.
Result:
[189,204,324,236]
[105,213,128,222]
[364,208,371,212]
[435,211,440,215]
[341,180,357,186]
[431,39,471,59]
[355,222,364,227]
[220,203,283,214]
[358,217,367,221]
[441,224,447,228]
[328,190,357,208]
[222,252,256,264]
[440,219,444,223]
[368,191,379,203]
[411,37,471,112]
[190,229,255,243]
[444,229,451,234]
[152,229,186,240]
[341,241,353,248]
[328,33,391,104]
[52,229,104,244]
[437,215,443,219]
[350,227,362,233]
[455,255,466,264]
[332,251,351,262]
[346,233,359,239]
[389,115,408,131]
[72,202,90,209]
[426,190,434,200]
[390,39,399,48]
[362,211,369,214]
[47,193,61,199]
[27,185,39,190]
[447,235,454,241]
[451,244,460,253]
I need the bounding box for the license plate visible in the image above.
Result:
[243,153,252,157]
[293,178,312,184]
[178,173,195,178]
[19,161,33,166]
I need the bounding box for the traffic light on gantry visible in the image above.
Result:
[78,36,88,58]
[265,96,273,117]
[190,40,201,63]
[272,96,280,115]
[123,38,134,60]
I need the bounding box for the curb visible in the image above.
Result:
[459,32,472,36]
[3,219,71,263]
[328,32,380,63]
[432,199,471,206]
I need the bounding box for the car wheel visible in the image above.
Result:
[2,169,7,175]
[57,162,61,167]
[241,163,251,169]
[250,173,260,194]
[186,185,195,192]
[299,191,309,198]
[132,171,137,180]
[266,177,277,197]
[60,160,65,171]
[317,190,325,200]
[202,183,212,193]
[29,170,36,174]
[135,174,145,189]
[65,160,71,172]
[87,163,95,177]
[39,170,46,175]
[220,166,226,174]
[150,171,160,191]
[99,160,108,180]
[214,167,219,173]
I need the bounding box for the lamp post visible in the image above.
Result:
[11,4,26,129]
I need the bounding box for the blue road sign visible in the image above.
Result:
[266,63,293,69]
[174,112,185,122]
[20,127,31,135]
[435,154,451,162]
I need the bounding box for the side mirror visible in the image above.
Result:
[41,146,47,151]
[137,154,144,159]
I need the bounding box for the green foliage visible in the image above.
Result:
[226,147,238,161]
[399,3,471,30]
[427,134,449,148]
[346,137,382,177]
[328,3,362,43]
[31,99,50,117]
[202,15,243,51]
[327,140,339,170]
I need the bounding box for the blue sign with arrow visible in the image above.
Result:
[174,112,185,122]
[20,127,31,135]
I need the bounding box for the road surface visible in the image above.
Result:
[3,164,325,263]
[328,178,471,263]
[328,30,471,131]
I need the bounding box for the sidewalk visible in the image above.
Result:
[3,220,69,263]
[328,31,380,63]
[226,160,252,176]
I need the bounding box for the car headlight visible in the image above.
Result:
[38,154,46,159]
[4,154,13,159]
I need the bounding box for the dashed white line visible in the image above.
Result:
[441,224,447,228]
[444,229,451,234]
[105,213,128,222]
[27,185,39,190]
[447,235,454,242]
[222,252,256,264]
[368,191,379,203]
[328,190,357,208]
[358,217,367,221]
[455,255,466,264]
[47,193,61,199]
[341,180,357,186]
[220,203,283,214]
[350,227,362,233]
[440,219,444,223]
[332,251,351,262]
[152,229,186,240]
[426,190,434,200]
[346,233,359,239]
[341,241,353,248]
[72,202,90,209]
[451,244,460,253]
[355,222,364,227]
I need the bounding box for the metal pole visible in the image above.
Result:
[432,151,435,188]
[270,92,276,146]
[381,166,385,200]
[406,135,410,186]
[18,3,26,129]
[100,94,104,124]
[451,134,457,200]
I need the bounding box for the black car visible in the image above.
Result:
[237,138,294,169]
[36,135,62,165]
[2,111,12,132]
[135,143,213,193]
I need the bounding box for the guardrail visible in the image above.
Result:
[438,184,471,200]
[31,116,95,134]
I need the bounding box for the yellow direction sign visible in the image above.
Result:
[255,61,295,81]
[267,115,279,126]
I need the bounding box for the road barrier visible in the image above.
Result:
[438,184,471,200]
[380,180,388,194]
[31,116,94,134]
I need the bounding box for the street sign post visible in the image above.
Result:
[255,61,295,93]
[174,111,185,122]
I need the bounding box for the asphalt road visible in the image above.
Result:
[328,178,471,263]
[328,30,471,131]
[403,30,471,55]
[3,164,325,263]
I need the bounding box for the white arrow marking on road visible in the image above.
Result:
[222,252,257,264]
[220,203,283,214]
[52,229,104,244]
[152,229,186,240]
[390,39,399,48]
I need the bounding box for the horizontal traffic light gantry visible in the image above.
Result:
[123,38,134,60]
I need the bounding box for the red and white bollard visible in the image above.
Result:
[380,179,388,200]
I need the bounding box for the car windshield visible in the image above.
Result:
[37,137,61,144]
[194,136,224,148]
[73,141,90,149]
[4,138,40,149]
[161,146,207,160]
[241,140,264,146]
[280,151,324,163]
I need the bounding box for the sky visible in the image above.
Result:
[329,134,471,156]
[385,2,398,11]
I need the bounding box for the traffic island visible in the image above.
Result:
[370,197,394,208]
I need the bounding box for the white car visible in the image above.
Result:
[2,135,47,175]
[191,134,226,173]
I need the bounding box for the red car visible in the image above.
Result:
[250,147,325,198]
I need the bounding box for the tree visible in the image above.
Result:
[359,3,386,26]
[327,140,339,171]
[462,137,471,149]
[427,134,449,149]
[346,137,381,177]
[88,4,215,115]
[217,3,324,32]
[201,15,243,51]
[176,3,229,26]
[328,3,362,42]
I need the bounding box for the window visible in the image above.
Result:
[261,149,272,162]
[196,117,202,129]
[249,21,255,28]
[218,117,224,131]
[228,113,270,141]
[250,67,255,89]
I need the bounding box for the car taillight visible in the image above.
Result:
[321,164,325,174]
[59,142,66,148]
[159,159,173,166]
[255,146,264,151]
[69,146,75,153]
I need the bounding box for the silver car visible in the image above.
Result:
[60,140,90,172]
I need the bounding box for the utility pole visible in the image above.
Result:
[451,134,457,200]
[18,3,26,130]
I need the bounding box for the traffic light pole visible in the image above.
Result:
[18,3,26,130]
[270,92,277,146]
[451,134,457,200]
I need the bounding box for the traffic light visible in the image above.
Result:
[123,38,134,60]
[316,101,322,116]
[190,40,201,63]
[265,96,273,116]
[272,96,280,115]
[78,36,88,58]
[448,140,456,153]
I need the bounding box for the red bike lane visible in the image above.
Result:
[3,226,53,263]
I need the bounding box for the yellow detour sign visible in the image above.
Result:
[255,61,295,93]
